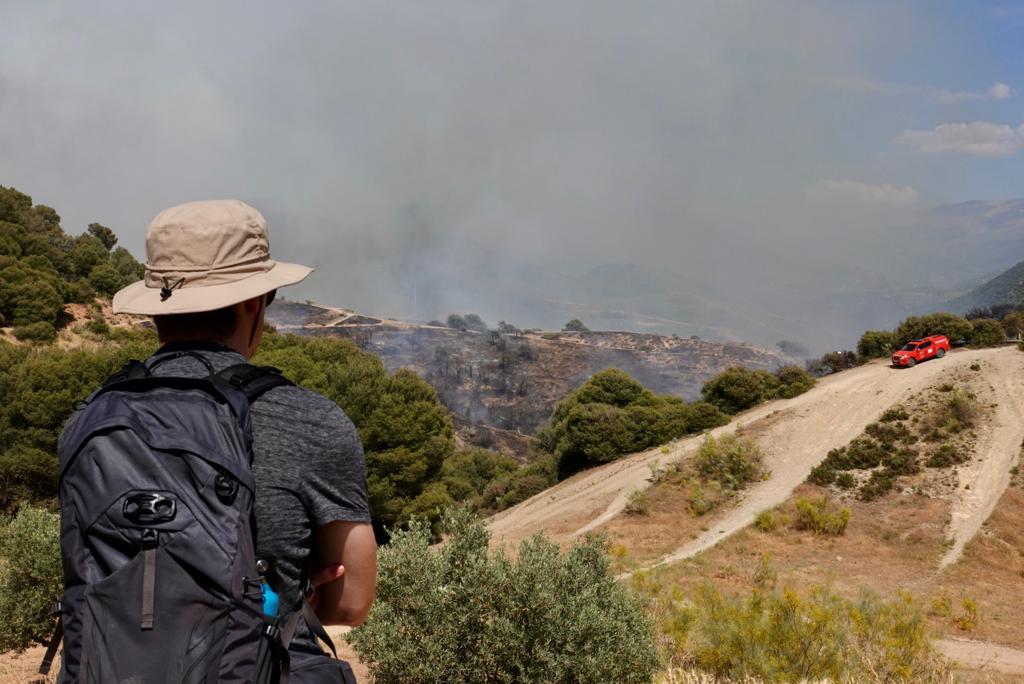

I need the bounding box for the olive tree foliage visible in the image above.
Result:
[0,185,144,328]
[348,510,659,684]
[0,507,62,652]
[539,368,729,476]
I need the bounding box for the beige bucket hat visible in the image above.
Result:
[112,199,312,315]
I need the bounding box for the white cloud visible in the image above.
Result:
[989,82,1013,100]
[806,179,919,206]
[896,121,1024,156]
[821,75,1013,103]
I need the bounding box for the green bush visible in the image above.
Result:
[348,510,659,683]
[682,401,731,432]
[926,443,968,468]
[701,367,782,414]
[894,312,972,346]
[807,462,836,486]
[753,509,777,532]
[880,406,909,422]
[695,433,763,491]
[804,350,860,377]
[13,321,56,343]
[834,472,856,489]
[0,447,57,512]
[857,329,897,359]
[545,369,718,476]
[84,318,111,336]
[774,365,815,399]
[638,579,943,683]
[858,469,897,501]
[624,487,650,516]
[440,448,518,504]
[0,507,62,652]
[793,496,850,535]
[940,388,979,430]
[968,318,1006,347]
[1002,311,1024,338]
[476,453,557,514]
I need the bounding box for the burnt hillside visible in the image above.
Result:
[267,300,791,436]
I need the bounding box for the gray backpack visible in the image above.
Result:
[44,355,350,683]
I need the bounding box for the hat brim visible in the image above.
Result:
[112,261,314,315]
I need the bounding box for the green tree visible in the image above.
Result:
[87,222,118,250]
[969,318,1006,347]
[349,511,658,683]
[701,366,782,414]
[774,365,816,398]
[70,234,109,279]
[857,330,897,359]
[87,262,125,297]
[894,312,972,346]
[441,448,518,503]
[1002,311,1024,339]
[563,318,590,332]
[110,246,145,281]
[0,260,64,326]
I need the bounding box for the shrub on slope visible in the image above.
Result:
[349,510,659,683]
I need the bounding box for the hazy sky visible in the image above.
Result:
[2,1,1023,327]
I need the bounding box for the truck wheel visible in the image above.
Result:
[937,348,945,358]
[907,358,916,368]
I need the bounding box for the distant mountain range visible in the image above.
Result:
[299,198,1024,353]
[947,258,1024,312]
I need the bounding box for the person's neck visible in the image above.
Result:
[156,336,250,358]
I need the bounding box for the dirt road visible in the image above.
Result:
[937,637,1024,676]
[489,347,1023,572]
[939,352,1024,568]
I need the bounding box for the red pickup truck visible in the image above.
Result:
[891,335,950,367]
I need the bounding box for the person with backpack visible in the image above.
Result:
[48,200,376,683]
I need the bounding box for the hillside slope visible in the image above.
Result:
[949,258,1024,312]
[267,300,791,437]
[488,347,1023,565]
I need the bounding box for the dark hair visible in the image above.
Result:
[153,306,239,342]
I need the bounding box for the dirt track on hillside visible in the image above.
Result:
[488,347,1024,572]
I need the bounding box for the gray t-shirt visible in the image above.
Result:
[144,342,370,653]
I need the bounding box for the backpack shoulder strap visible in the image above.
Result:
[101,359,151,388]
[214,363,294,404]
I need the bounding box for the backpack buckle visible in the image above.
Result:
[124,493,177,524]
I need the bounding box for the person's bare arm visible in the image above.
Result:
[308,521,377,626]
